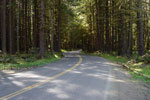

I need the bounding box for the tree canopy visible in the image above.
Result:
[0,0,150,57]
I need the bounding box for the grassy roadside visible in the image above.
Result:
[0,53,62,70]
[83,52,150,82]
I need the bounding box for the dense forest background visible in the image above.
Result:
[0,0,149,57]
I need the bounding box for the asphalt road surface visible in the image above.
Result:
[0,52,149,100]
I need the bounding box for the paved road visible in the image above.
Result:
[0,52,149,100]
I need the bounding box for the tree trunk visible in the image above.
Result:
[120,6,127,56]
[137,0,145,56]
[39,0,45,57]
[24,0,28,52]
[95,0,100,51]
[56,0,61,52]
[127,0,133,57]
[8,0,12,54]
[2,0,6,54]
[33,0,38,48]
[16,0,20,53]
[50,9,54,52]
[105,0,110,52]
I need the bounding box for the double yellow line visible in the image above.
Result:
[0,55,82,100]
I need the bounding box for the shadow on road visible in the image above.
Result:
[0,54,150,100]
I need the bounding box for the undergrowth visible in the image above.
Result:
[0,52,62,70]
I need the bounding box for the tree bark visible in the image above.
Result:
[50,9,54,52]
[2,0,6,54]
[120,6,127,56]
[33,0,38,48]
[127,0,133,57]
[137,0,145,56]
[95,0,100,51]
[39,0,45,57]
[8,0,12,54]
[16,0,20,53]
[56,0,61,52]
[105,0,110,52]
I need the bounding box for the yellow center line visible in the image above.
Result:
[0,55,82,100]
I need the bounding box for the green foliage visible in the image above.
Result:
[28,48,39,55]
[135,53,150,64]
[130,72,150,82]
[100,54,128,63]
[87,51,129,63]
[136,56,144,62]
[141,54,150,64]
[0,53,62,70]
[0,55,17,64]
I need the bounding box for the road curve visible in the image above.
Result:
[0,53,149,100]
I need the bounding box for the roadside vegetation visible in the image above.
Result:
[83,51,150,82]
[0,0,150,82]
[0,51,62,70]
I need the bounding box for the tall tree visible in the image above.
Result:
[16,0,20,53]
[137,0,145,56]
[56,0,62,52]
[105,0,110,52]
[33,0,38,48]
[39,0,45,57]
[95,0,100,50]
[8,0,12,54]
[127,0,133,57]
[120,6,127,56]
[2,0,6,54]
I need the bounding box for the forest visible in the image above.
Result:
[0,0,150,62]
[1,0,150,99]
